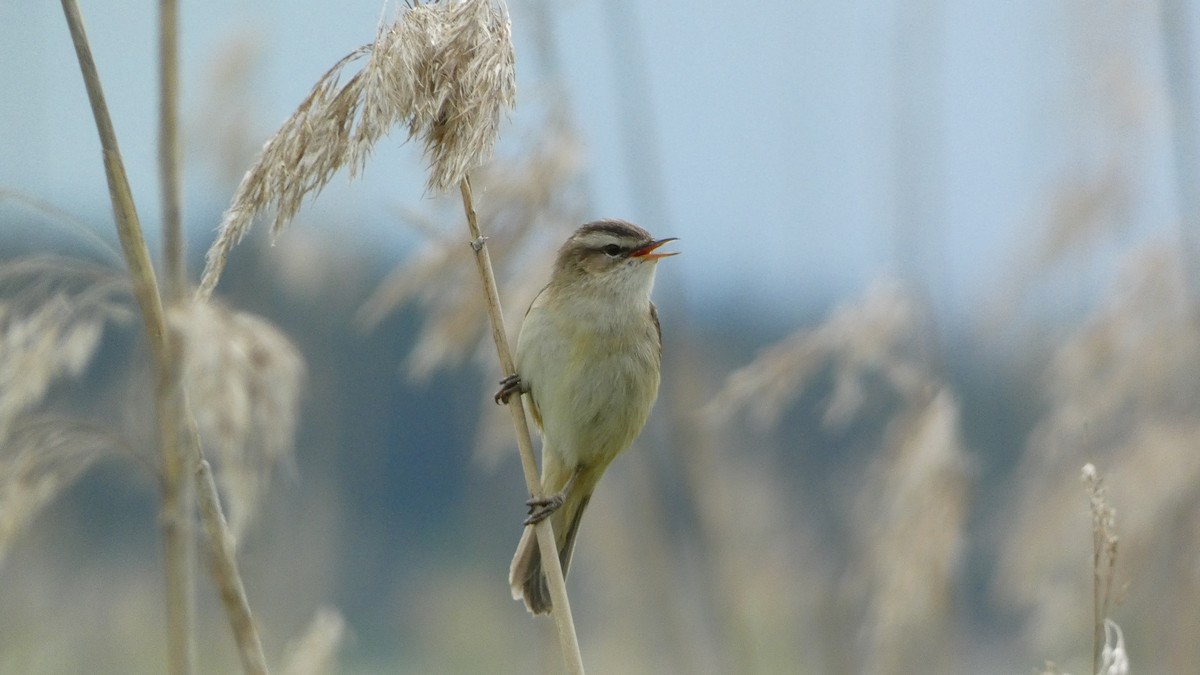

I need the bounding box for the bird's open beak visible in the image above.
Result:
[630,237,679,261]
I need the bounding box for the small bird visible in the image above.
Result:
[496,219,677,615]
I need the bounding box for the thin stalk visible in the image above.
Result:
[1158,0,1200,301]
[1092,518,1104,675]
[59,3,194,673]
[458,177,585,675]
[156,3,198,673]
[60,0,168,360]
[157,340,197,675]
[159,0,186,301]
[62,3,267,673]
[197,459,268,675]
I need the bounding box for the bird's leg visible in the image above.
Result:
[524,468,581,526]
[494,373,523,405]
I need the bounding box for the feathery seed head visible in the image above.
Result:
[0,257,131,443]
[171,300,306,539]
[0,417,116,569]
[199,0,515,300]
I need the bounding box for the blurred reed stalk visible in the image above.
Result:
[156,1,197,672]
[194,1,583,670]
[59,2,267,673]
[159,0,185,302]
[1157,0,1200,298]
[196,459,267,674]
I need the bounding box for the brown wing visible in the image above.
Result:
[520,285,549,430]
[527,394,543,429]
[650,301,662,352]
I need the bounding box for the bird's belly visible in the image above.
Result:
[523,327,660,468]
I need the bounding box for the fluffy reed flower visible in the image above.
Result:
[0,416,117,568]
[998,244,1193,667]
[169,300,306,539]
[704,281,933,430]
[0,257,131,443]
[702,282,968,673]
[857,389,969,674]
[199,0,516,300]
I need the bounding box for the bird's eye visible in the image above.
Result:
[601,244,623,257]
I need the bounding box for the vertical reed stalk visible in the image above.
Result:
[1158,0,1200,300]
[59,3,195,673]
[156,2,197,673]
[458,177,585,675]
[1093,525,1104,675]
[159,0,185,302]
[1083,463,1119,675]
[62,2,268,672]
[197,460,269,675]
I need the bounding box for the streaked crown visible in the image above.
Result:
[552,219,676,280]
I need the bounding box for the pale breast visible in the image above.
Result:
[515,301,661,467]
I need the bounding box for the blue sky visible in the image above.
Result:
[0,0,1190,325]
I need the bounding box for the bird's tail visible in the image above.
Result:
[508,477,593,615]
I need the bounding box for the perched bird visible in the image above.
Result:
[496,219,677,614]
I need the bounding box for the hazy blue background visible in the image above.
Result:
[6,0,1185,318]
[3,1,1199,673]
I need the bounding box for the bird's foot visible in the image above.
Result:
[494,373,522,405]
[523,491,566,526]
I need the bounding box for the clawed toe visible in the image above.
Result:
[523,493,565,525]
[494,373,522,405]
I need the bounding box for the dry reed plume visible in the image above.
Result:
[855,389,968,674]
[0,257,132,567]
[1081,464,1125,675]
[0,257,131,444]
[982,0,1151,339]
[1035,465,1130,675]
[194,2,586,670]
[702,282,969,674]
[998,244,1195,670]
[52,0,328,669]
[198,0,516,300]
[0,416,118,568]
[705,282,935,430]
[171,300,306,539]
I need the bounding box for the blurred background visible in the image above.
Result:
[2,0,1200,673]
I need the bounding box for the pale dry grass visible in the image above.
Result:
[1032,465,1130,675]
[1081,462,1120,671]
[983,0,1155,337]
[199,0,516,300]
[997,244,1196,669]
[0,257,132,443]
[0,257,132,567]
[660,427,831,673]
[705,281,934,429]
[170,299,306,540]
[701,282,969,674]
[856,389,969,675]
[0,416,119,568]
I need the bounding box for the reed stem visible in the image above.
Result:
[458,176,586,675]
[61,3,268,671]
